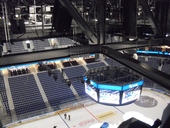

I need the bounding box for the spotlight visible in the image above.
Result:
[15,14,19,18]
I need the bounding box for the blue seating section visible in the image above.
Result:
[33,39,50,51]
[86,62,106,69]
[162,64,170,75]
[71,81,86,96]
[143,58,159,69]
[138,57,145,62]
[8,75,46,115]
[0,76,11,117]
[63,66,86,78]
[37,70,76,107]
[57,37,75,45]
[63,66,86,96]
[105,58,123,66]
[10,41,27,54]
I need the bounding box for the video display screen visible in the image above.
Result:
[99,89,120,104]
[121,86,141,104]
[85,83,98,101]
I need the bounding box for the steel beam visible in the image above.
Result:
[101,46,170,90]
[98,0,106,44]
[103,38,163,50]
[164,38,170,45]
[0,48,69,67]
[0,45,100,67]
[0,38,164,67]
[58,0,98,44]
[139,0,162,37]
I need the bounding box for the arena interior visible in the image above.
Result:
[0,0,170,128]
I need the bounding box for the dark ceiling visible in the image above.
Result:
[0,0,170,91]
[0,0,170,42]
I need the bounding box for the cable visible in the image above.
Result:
[16,33,25,39]
[21,0,30,6]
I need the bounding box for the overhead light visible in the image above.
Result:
[138,12,141,16]
[26,40,30,44]
[129,37,138,41]
[15,14,19,18]
[166,34,170,37]
[133,53,138,60]
[129,38,135,41]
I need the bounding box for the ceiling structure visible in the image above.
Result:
[0,0,170,90]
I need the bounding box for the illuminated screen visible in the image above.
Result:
[99,90,120,104]
[136,50,170,56]
[85,83,98,101]
[121,86,141,104]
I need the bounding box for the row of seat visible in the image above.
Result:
[0,76,11,117]
[37,70,76,107]
[8,68,29,77]
[3,59,127,117]
[63,66,86,78]
[86,62,106,69]
[63,66,86,96]
[62,60,79,67]
[8,74,46,116]
[84,58,96,63]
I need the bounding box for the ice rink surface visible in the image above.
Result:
[7,88,170,128]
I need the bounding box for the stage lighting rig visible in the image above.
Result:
[43,64,58,81]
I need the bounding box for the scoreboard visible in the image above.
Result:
[84,76,144,105]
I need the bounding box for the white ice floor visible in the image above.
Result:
[7,88,170,128]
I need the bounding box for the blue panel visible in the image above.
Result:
[83,76,88,81]
[164,52,170,55]
[90,80,98,88]
[136,50,170,56]
[84,76,143,91]
[98,84,122,91]
[136,50,159,54]
[122,80,144,91]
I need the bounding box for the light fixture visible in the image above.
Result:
[26,40,30,44]
[15,14,19,18]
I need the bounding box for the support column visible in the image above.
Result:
[97,0,106,44]
[155,1,169,37]
[122,0,137,39]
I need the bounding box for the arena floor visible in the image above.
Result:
[7,88,170,128]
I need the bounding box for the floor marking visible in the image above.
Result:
[58,113,70,128]
[113,107,125,114]
[96,111,116,121]
[83,106,101,122]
